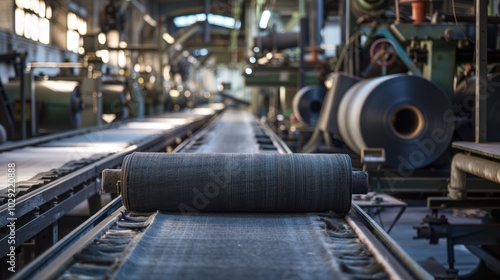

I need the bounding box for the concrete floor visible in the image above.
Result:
[361,204,481,277]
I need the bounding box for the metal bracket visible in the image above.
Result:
[361,148,385,172]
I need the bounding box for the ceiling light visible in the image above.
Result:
[259,10,271,29]
[143,14,157,27]
[162,32,175,44]
[98,32,106,44]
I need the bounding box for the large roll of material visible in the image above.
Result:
[292,85,326,126]
[351,0,389,18]
[0,124,6,144]
[103,152,357,215]
[338,74,453,169]
[4,80,83,130]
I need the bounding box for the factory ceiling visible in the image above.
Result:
[148,0,338,64]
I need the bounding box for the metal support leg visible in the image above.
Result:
[35,222,58,255]
[446,237,456,272]
[88,193,102,215]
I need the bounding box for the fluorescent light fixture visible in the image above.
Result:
[143,14,157,27]
[162,32,175,44]
[259,10,271,29]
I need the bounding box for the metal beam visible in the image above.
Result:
[475,0,488,142]
[204,0,211,43]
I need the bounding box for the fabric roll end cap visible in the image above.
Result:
[102,169,122,193]
[352,171,369,194]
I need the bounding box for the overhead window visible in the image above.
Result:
[14,0,51,44]
[67,11,87,54]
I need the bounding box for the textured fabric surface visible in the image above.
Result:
[113,213,348,280]
[121,152,352,214]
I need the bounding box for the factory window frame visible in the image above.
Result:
[67,11,87,54]
[14,0,51,44]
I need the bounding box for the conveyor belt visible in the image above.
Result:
[0,116,203,192]
[190,110,262,153]
[0,104,223,262]
[14,108,432,280]
[115,213,378,279]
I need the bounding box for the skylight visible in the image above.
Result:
[173,13,241,29]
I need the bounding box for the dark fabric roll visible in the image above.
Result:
[121,152,352,214]
[338,74,454,169]
[292,85,326,126]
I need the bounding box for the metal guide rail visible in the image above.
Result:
[13,108,432,280]
[0,104,224,265]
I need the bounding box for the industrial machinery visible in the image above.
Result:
[0,54,103,140]
[0,104,223,277]
[1,0,499,278]
[3,79,83,134]
[100,73,145,122]
[136,70,167,116]
[289,0,500,278]
[11,108,432,280]
[289,0,500,193]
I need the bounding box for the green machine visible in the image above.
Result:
[100,72,145,123]
[101,81,129,121]
[136,71,167,116]
[4,79,84,135]
[346,1,467,99]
